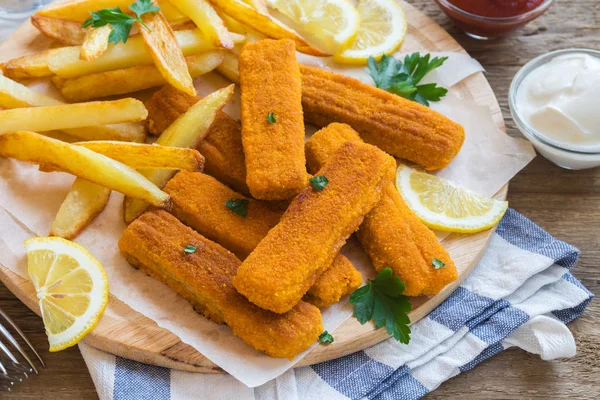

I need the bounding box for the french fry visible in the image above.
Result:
[141,11,195,95]
[50,178,111,240]
[0,131,170,207]
[31,15,87,45]
[159,0,189,24]
[36,0,179,22]
[76,141,205,170]
[0,99,147,134]
[80,26,112,61]
[0,74,146,142]
[242,0,268,13]
[206,0,328,56]
[48,29,222,78]
[170,0,234,48]
[124,84,233,222]
[0,50,56,79]
[52,51,224,102]
[215,51,239,83]
[0,74,61,108]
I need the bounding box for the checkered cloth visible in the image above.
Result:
[79,209,593,399]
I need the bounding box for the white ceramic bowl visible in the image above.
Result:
[508,48,600,170]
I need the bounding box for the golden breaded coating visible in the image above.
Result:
[145,84,200,135]
[239,39,308,200]
[164,171,281,259]
[164,171,362,306]
[304,254,363,308]
[144,84,250,195]
[196,113,250,196]
[305,123,458,296]
[234,141,395,313]
[300,65,465,171]
[119,210,323,359]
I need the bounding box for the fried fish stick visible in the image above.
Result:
[304,255,363,308]
[305,123,458,296]
[300,65,465,171]
[164,171,362,306]
[119,210,323,358]
[239,39,308,200]
[145,84,250,194]
[234,141,394,313]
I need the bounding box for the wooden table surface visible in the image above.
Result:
[2,1,599,398]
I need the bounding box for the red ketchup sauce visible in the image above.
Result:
[437,0,550,38]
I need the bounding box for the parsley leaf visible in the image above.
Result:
[225,199,249,217]
[266,112,276,124]
[318,331,334,344]
[184,245,197,254]
[366,53,448,106]
[309,175,329,191]
[350,268,412,344]
[432,258,446,269]
[82,0,160,44]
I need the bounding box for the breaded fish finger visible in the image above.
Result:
[301,65,465,171]
[305,123,458,296]
[233,141,395,313]
[239,39,308,200]
[145,84,250,195]
[304,255,363,308]
[119,210,323,358]
[164,171,362,307]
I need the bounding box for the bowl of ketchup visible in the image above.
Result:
[434,0,554,39]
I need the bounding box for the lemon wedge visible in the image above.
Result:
[333,0,407,64]
[266,0,360,54]
[396,165,508,233]
[24,237,108,352]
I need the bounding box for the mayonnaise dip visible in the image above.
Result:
[515,53,600,152]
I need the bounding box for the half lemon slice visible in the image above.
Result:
[25,237,108,352]
[396,165,508,233]
[333,0,407,64]
[266,0,360,54]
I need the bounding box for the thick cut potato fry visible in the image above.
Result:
[0,74,146,142]
[31,16,87,45]
[0,99,147,135]
[242,0,268,13]
[48,29,219,78]
[52,52,224,102]
[159,0,189,24]
[124,84,233,222]
[36,0,178,22]
[76,141,205,171]
[0,74,61,108]
[0,131,170,207]
[50,178,111,239]
[141,11,195,95]
[215,51,239,83]
[170,0,234,48]
[207,0,328,56]
[80,26,112,61]
[0,50,56,79]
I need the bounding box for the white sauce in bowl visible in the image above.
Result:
[515,53,600,152]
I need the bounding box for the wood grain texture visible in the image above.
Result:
[0,0,506,374]
[0,0,598,398]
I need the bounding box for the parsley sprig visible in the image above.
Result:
[82,0,160,44]
[318,331,334,344]
[350,268,411,344]
[366,53,449,106]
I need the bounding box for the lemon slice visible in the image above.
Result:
[266,0,360,54]
[396,165,508,233]
[334,0,407,64]
[24,237,108,352]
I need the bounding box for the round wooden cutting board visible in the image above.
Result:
[0,0,507,373]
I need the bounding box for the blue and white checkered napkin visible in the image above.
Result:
[78,209,593,400]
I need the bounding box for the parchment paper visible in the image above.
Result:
[0,54,535,387]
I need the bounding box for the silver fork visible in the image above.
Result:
[0,307,45,392]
